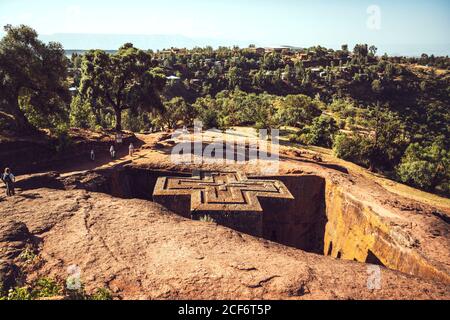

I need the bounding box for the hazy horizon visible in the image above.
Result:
[52,33,449,57]
[1,0,449,56]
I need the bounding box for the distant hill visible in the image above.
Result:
[39,33,253,51]
[24,33,449,56]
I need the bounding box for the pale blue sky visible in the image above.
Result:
[0,0,449,54]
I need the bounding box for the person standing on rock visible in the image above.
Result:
[1,168,16,197]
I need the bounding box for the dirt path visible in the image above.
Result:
[12,132,166,179]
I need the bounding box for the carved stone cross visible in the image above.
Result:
[153,171,294,236]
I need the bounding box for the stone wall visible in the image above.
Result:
[255,175,326,254]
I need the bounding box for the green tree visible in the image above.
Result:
[299,115,339,147]
[0,24,70,131]
[252,94,279,135]
[334,106,406,171]
[396,141,449,193]
[226,66,243,89]
[364,106,406,171]
[159,97,196,129]
[79,43,166,131]
[371,79,383,94]
[277,94,322,128]
[71,53,82,69]
[193,96,219,129]
[333,133,372,168]
[69,95,96,129]
[353,44,368,58]
[369,45,378,56]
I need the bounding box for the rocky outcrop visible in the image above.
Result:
[324,182,450,283]
[10,169,450,286]
[0,219,34,288]
[0,188,448,300]
[0,219,34,264]
[15,172,63,190]
[15,170,112,194]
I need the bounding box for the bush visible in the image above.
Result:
[199,108,219,129]
[90,288,113,300]
[333,133,371,167]
[157,97,196,129]
[51,124,73,153]
[277,94,322,127]
[18,247,36,263]
[288,133,301,143]
[0,280,5,298]
[298,115,339,147]
[396,142,449,193]
[0,276,112,300]
[66,281,112,300]
[0,278,62,300]
[122,109,154,132]
[32,278,62,298]
[3,287,33,300]
[345,116,358,131]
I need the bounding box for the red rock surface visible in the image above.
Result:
[0,130,449,300]
[0,188,448,300]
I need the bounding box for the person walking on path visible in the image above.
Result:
[129,143,135,157]
[116,132,123,145]
[90,149,95,161]
[110,145,116,159]
[1,168,16,197]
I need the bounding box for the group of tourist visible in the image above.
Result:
[90,134,135,162]
[90,142,135,161]
[1,133,138,198]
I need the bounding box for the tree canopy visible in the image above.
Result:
[396,141,449,193]
[79,44,166,131]
[277,94,322,128]
[0,24,69,131]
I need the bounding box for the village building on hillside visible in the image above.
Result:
[166,75,181,83]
